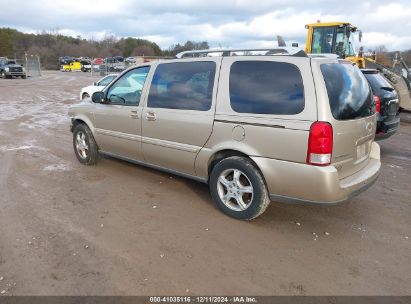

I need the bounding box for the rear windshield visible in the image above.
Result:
[321,63,374,120]
[363,72,393,92]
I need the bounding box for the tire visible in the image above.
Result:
[22,75,26,79]
[209,156,270,220]
[72,124,99,165]
[0,71,5,79]
[82,93,90,100]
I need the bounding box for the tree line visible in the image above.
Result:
[0,28,209,69]
[1,27,410,69]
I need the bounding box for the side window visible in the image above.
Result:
[229,61,305,115]
[98,75,115,87]
[147,61,216,111]
[106,66,149,105]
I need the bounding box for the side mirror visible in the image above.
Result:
[91,91,106,103]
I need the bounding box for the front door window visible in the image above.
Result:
[106,66,150,105]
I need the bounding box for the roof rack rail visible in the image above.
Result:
[307,53,339,59]
[176,47,307,58]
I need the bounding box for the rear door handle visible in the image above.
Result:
[146,111,156,121]
[129,110,139,119]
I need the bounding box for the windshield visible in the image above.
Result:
[335,27,356,57]
[312,26,357,57]
[321,62,374,120]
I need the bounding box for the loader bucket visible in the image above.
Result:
[389,73,411,112]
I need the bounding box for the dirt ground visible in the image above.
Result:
[0,71,410,296]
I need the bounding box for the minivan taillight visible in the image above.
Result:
[374,95,381,113]
[307,122,333,166]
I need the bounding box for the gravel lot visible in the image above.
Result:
[0,71,410,296]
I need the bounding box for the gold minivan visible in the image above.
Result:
[68,48,381,220]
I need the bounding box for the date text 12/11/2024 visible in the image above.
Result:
[149,296,258,303]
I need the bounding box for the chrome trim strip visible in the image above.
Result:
[95,129,200,153]
[95,128,142,142]
[142,137,200,153]
[99,151,208,184]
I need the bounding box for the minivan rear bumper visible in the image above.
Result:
[251,142,381,205]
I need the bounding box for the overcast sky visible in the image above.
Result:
[1,0,410,51]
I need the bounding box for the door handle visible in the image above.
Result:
[146,111,156,121]
[129,110,139,119]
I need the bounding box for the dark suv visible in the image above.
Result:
[362,69,400,140]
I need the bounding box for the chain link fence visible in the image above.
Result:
[19,54,42,77]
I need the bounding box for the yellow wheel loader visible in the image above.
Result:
[305,21,365,67]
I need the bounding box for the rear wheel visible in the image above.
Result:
[82,93,90,100]
[72,124,98,165]
[209,156,270,220]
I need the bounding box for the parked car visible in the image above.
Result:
[0,60,26,79]
[104,57,117,64]
[125,57,136,64]
[59,56,74,65]
[361,69,400,140]
[69,48,381,220]
[103,57,125,72]
[79,74,118,100]
[93,58,104,65]
[80,59,92,72]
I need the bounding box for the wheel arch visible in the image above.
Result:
[81,91,90,99]
[70,115,95,135]
[206,149,264,183]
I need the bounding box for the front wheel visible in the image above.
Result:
[209,156,270,220]
[72,124,99,165]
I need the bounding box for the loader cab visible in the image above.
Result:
[305,22,364,67]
